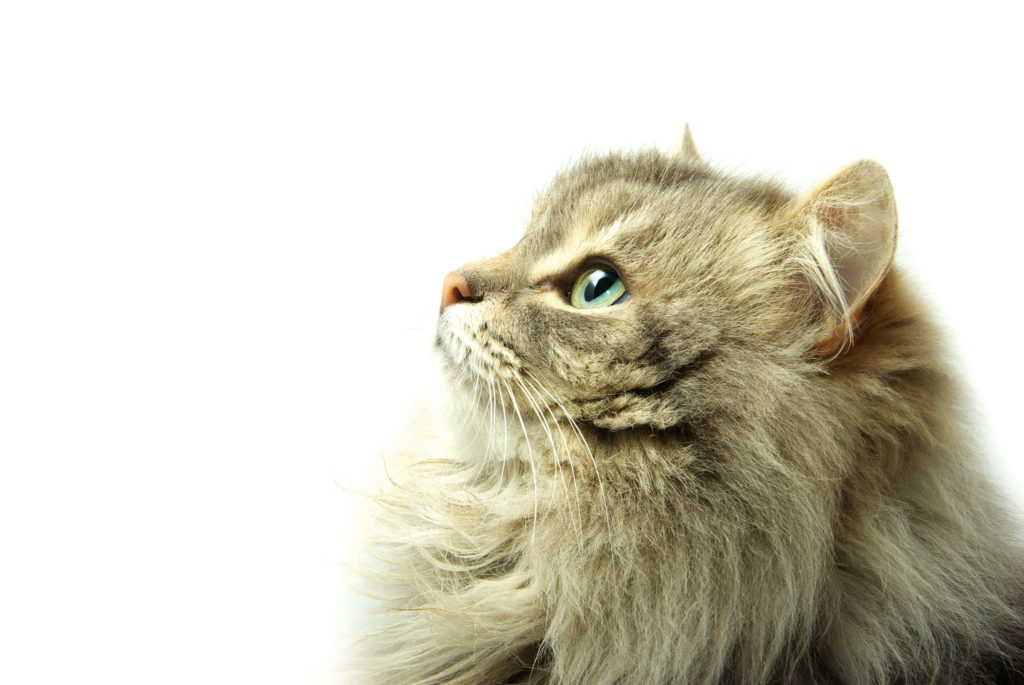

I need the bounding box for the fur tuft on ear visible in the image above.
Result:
[674,123,700,161]
[787,160,898,357]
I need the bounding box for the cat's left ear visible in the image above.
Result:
[787,160,898,357]
[673,124,700,161]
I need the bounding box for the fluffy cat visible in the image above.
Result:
[357,129,1024,684]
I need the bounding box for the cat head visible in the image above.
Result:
[435,134,897,437]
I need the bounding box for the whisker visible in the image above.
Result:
[496,380,510,485]
[519,374,584,546]
[484,375,497,459]
[466,376,490,482]
[525,371,613,547]
[513,375,566,528]
[501,377,538,548]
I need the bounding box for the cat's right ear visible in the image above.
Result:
[673,124,700,162]
[786,160,898,358]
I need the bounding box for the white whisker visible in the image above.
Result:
[484,375,497,458]
[513,375,566,528]
[519,374,584,546]
[496,380,510,485]
[525,371,613,547]
[501,377,538,548]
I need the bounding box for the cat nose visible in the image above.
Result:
[440,271,474,310]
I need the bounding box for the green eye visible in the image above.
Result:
[570,266,628,309]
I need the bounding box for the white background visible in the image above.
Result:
[1,2,1021,683]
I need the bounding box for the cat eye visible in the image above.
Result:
[570,266,628,309]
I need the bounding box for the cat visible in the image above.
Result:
[356,128,1024,684]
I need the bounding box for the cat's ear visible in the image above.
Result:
[788,160,898,357]
[674,124,700,161]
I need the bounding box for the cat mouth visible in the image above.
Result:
[434,309,580,424]
[437,313,524,382]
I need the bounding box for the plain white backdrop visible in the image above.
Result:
[2,2,1021,683]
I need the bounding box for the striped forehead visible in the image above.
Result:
[528,214,635,282]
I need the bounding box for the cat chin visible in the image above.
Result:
[435,369,546,465]
[429,346,575,476]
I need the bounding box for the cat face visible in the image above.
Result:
[436,150,895,436]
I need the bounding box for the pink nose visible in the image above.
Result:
[440,271,473,310]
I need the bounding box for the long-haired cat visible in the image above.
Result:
[357,129,1024,684]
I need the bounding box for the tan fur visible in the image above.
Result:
[356,140,1024,684]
